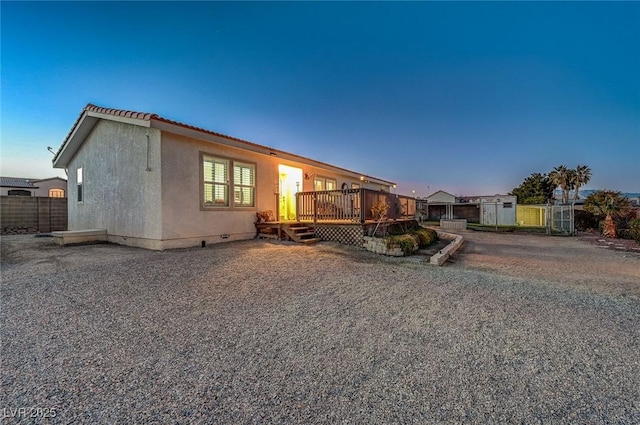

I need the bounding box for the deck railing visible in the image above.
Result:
[295,188,416,223]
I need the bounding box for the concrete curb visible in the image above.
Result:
[429,230,464,266]
[51,229,107,246]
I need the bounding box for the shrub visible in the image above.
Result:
[386,234,419,256]
[574,209,598,231]
[630,218,640,244]
[618,229,632,240]
[411,228,438,248]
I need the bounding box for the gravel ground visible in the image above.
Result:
[1,233,639,424]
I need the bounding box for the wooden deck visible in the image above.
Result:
[256,189,416,244]
[295,188,416,223]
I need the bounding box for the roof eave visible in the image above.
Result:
[53,110,150,169]
[150,118,396,187]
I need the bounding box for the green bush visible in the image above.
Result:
[410,228,439,248]
[386,234,419,256]
[630,218,640,244]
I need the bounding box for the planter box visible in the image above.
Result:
[440,219,467,230]
[363,236,417,257]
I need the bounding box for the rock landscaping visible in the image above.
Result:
[1,232,639,423]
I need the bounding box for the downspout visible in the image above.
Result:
[145,134,152,171]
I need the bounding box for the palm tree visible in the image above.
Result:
[583,190,630,238]
[549,165,573,204]
[572,165,592,200]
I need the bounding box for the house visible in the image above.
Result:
[421,190,481,223]
[52,104,409,250]
[420,190,517,225]
[0,177,67,197]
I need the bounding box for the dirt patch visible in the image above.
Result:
[451,229,640,298]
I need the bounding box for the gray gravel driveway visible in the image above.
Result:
[1,233,639,424]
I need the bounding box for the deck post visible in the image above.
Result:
[360,189,366,224]
[313,193,318,225]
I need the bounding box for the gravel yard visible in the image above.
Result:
[1,232,639,424]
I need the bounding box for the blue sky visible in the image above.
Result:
[2,1,639,196]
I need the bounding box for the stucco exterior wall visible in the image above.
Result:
[159,131,383,249]
[66,120,162,241]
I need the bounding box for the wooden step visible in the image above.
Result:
[289,226,312,232]
[282,224,319,244]
[294,231,316,238]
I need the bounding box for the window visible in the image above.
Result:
[203,157,229,206]
[8,190,31,196]
[503,202,513,208]
[49,189,65,198]
[233,162,255,207]
[313,176,337,191]
[202,155,255,208]
[77,167,83,202]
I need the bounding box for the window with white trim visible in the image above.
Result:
[314,176,337,191]
[203,157,229,206]
[203,155,255,208]
[233,162,255,207]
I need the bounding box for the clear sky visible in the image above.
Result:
[2,1,639,196]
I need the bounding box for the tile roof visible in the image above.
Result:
[84,104,156,120]
[0,177,38,188]
[81,104,289,155]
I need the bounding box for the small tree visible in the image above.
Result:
[371,200,389,220]
[370,200,390,236]
[583,190,630,238]
[509,173,554,204]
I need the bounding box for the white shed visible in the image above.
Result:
[479,195,517,226]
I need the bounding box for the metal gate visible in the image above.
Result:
[547,204,574,235]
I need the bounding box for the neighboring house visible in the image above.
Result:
[420,190,517,225]
[52,104,399,250]
[0,177,67,197]
[426,190,456,204]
